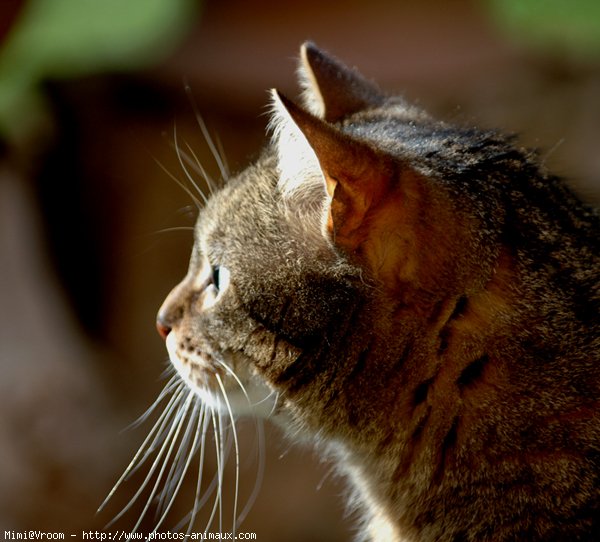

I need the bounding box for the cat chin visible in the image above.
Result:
[165,333,278,419]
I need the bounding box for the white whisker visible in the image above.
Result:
[152,226,196,235]
[237,417,265,526]
[184,401,209,534]
[106,386,188,529]
[181,141,220,195]
[268,391,280,418]
[215,374,240,536]
[130,391,194,534]
[122,383,190,481]
[204,408,224,534]
[151,391,202,535]
[155,391,197,512]
[154,155,203,209]
[125,374,181,431]
[172,401,219,534]
[213,359,253,410]
[216,411,227,534]
[174,404,231,533]
[184,82,229,182]
[173,124,209,206]
[99,379,186,516]
[104,343,265,535]
[250,389,279,411]
[174,204,197,217]
[211,359,268,530]
[214,136,230,181]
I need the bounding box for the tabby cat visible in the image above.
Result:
[154,43,599,541]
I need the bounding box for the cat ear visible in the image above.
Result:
[298,42,385,122]
[270,90,394,251]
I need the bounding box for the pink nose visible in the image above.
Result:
[156,318,171,340]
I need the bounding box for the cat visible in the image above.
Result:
[147,42,599,541]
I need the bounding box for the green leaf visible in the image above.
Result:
[487,0,600,56]
[0,0,198,142]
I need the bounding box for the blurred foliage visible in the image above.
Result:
[0,0,198,144]
[488,0,600,58]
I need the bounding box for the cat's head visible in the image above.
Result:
[156,42,501,431]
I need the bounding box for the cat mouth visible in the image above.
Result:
[165,332,278,418]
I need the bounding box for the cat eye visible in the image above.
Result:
[211,265,221,289]
[211,264,230,293]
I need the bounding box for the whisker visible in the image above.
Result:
[173,124,210,206]
[124,374,181,431]
[203,408,224,534]
[104,386,189,528]
[316,463,337,492]
[155,391,197,513]
[215,374,240,536]
[250,389,279,410]
[122,383,190,480]
[130,391,195,534]
[237,418,265,527]
[174,204,198,217]
[216,411,228,534]
[213,359,253,409]
[181,141,220,196]
[173,404,226,535]
[184,401,209,535]
[237,418,266,528]
[214,135,230,181]
[268,391,280,418]
[159,363,178,380]
[184,82,229,182]
[151,391,203,535]
[154,156,203,209]
[210,360,270,530]
[541,137,566,168]
[151,226,196,235]
[99,379,185,515]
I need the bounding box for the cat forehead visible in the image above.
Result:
[195,154,282,241]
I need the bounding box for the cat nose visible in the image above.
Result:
[156,316,171,340]
[157,279,190,340]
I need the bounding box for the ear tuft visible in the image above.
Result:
[297,43,326,118]
[269,90,396,251]
[268,89,327,206]
[298,42,385,122]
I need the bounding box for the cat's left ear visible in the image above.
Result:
[298,42,385,122]
[271,90,395,252]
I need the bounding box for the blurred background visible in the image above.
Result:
[0,0,598,540]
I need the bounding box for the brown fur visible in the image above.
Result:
[157,43,599,541]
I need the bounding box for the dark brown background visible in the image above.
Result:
[1,0,598,540]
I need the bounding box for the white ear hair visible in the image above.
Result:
[297,43,325,118]
[267,89,326,206]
